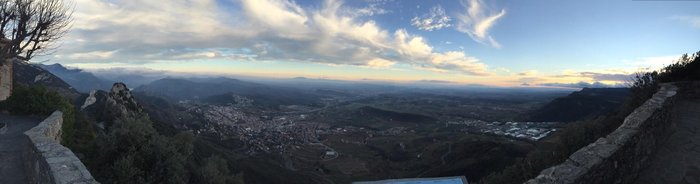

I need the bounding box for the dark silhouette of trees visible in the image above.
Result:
[0,0,72,61]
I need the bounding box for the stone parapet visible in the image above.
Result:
[23,111,99,184]
[525,84,678,184]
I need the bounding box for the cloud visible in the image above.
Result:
[353,3,390,17]
[411,5,452,31]
[517,70,538,76]
[415,79,454,84]
[540,81,626,88]
[622,55,679,71]
[63,50,118,60]
[671,15,700,28]
[455,0,506,48]
[366,58,396,68]
[579,72,632,82]
[48,0,491,76]
[552,71,634,83]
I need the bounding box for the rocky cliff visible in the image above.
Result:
[80,83,144,129]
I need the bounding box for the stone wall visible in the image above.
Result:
[0,58,12,101]
[22,111,99,184]
[525,84,678,184]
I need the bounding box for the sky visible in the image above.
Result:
[39,0,700,87]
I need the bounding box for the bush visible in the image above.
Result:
[657,51,700,82]
[0,85,77,144]
[87,116,194,184]
[195,156,244,184]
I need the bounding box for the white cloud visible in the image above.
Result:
[517,70,538,76]
[366,58,396,68]
[455,0,506,48]
[50,0,491,76]
[411,5,452,31]
[354,3,390,17]
[671,15,700,28]
[622,55,679,71]
[63,50,118,60]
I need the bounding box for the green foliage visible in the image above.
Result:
[0,85,78,144]
[195,156,244,184]
[1,85,70,115]
[87,116,194,184]
[83,116,243,184]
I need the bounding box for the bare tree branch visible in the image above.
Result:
[0,0,72,62]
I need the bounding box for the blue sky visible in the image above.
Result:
[45,0,700,87]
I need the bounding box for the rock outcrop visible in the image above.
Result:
[81,83,144,129]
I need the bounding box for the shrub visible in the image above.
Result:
[0,85,77,144]
[87,116,195,184]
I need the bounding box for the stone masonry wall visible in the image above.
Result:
[525,84,678,184]
[22,111,99,184]
[0,58,12,101]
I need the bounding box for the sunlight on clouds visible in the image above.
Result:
[62,50,118,60]
[57,0,492,76]
[517,70,538,76]
[456,0,506,48]
[366,58,396,68]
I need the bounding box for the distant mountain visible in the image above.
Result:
[527,88,630,122]
[135,77,322,107]
[39,63,114,93]
[13,60,81,101]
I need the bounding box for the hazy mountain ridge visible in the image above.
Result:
[39,63,114,93]
[13,60,81,101]
[527,88,631,122]
[135,77,324,108]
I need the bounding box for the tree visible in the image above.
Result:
[0,0,72,61]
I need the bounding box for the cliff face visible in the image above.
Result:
[81,82,144,129]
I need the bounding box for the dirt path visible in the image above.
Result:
[636,100,700,184]
[0,113,41,184]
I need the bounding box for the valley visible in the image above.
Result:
[130,77,578,183]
